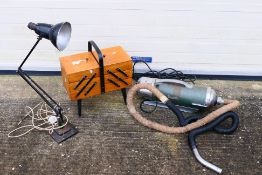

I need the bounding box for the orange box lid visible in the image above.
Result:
[60,46,131,76]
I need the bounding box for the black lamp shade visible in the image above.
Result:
[28,22,71,51]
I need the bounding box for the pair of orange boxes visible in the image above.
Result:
[60,41,133,116]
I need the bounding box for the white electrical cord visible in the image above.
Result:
[8,102,68,138]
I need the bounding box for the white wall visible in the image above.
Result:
[1,0,262,75]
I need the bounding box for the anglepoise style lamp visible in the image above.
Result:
[17,22,78,143]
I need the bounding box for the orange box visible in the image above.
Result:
[60,41,133,101]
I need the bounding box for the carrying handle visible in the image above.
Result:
[88,40,105,93]
[88,40,103,65]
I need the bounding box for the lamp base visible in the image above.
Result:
[50,123,78,143]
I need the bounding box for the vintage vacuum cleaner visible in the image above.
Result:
[137,77,224,112]
[126,77,240,174]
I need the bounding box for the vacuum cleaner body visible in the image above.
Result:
[138,77,224,112]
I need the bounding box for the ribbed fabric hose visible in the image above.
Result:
[126,83,240,133]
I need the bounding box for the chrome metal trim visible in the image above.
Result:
[193,148,222,174]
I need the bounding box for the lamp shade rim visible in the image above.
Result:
[55,22,72,51]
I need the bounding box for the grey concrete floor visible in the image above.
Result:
[0,75,261,175]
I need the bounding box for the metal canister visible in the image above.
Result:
[138,77,224,112]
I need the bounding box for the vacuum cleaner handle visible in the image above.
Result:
[188,111,239,174]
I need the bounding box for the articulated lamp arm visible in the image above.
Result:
[17,36,64,125]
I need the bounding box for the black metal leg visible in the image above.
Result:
[77,100,82,117]
[121,88,127,105]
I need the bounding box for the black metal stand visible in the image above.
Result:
[121,88,127,105]
[77,100,82,116]
[77,41,127,117]
[17,36,78,143]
